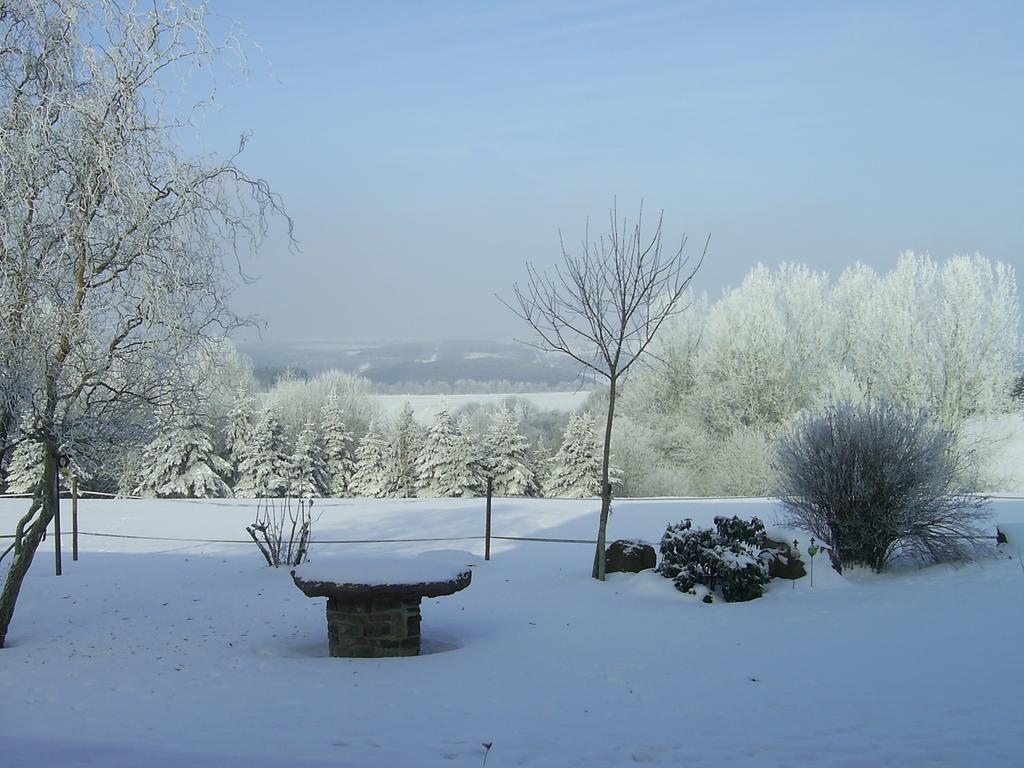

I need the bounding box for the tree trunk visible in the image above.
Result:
[0,407,11,493]
[0,441,57,648]
[592,376,617,580]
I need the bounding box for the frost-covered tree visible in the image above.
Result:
[286,418,330,498]
[450,416,486,497]
[268,370,378,443]
[386,402,421,498]
[415,402,463,497]
[0,0,291,647]
[349,422,391,498]
[320,390,355,496]
[222,387,255,486]
[235,406,291,498]
[134,418,232,498]
[544,412,604,498]
[616,254,1021,498]
[484,406,540,497]
[4,439,44,495]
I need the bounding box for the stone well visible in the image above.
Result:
[291,556,472,658]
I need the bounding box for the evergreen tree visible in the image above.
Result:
[287,417,330,498]
[222,387,254,485]
[320,389,355,496]
[135,418,232,498]
[386,402,421,498]
[544,412,604,498]
[234,405,290,497]
[415,402,461,497]
[484,405,540,497]
[5,438,44,494]
[450,415,486,497]
[349,422,390,498]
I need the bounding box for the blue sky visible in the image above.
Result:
[195,1,1023,341]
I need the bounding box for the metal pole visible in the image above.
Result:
[72,476,78,562]
[53,459,62,577]
[484,478,492,561]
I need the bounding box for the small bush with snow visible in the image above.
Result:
[658,516,771,602]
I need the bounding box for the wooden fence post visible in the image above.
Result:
[72,476,79,562]
[485,478,492,561]
[53,461,61,577]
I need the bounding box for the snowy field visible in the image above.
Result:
[375,391,592,423]
[1,496,1023,767]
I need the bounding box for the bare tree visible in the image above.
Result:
[506,203,705,580]
[0,0,291,648]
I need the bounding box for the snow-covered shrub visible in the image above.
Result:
[774,399,992,572]
[658,516,771,602]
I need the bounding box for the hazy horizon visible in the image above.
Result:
[189,1,1022,344]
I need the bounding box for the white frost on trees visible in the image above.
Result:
[349,422,391,498]
[135,418,232,498]
[320,390,355,497]
[415,401,464,497]
[222,387,255,486]
[287,417,330,498]
[543,412,604,498]
[450,416,486,497]
[234,405,290,498]
[5,438,44,494]
[386,402,421,498]
[484,406,539,497]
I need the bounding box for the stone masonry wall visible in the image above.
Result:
[325,596,422,658]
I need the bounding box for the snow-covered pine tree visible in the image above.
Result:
[222,387,254,486]
[544,411,603,498]
[287,417,330,498]
[386,402,421,498]
[450,415,486,497]
[484,405,540,497]
[134,418,232,498]
[234,405,291,498]
[349,422,391,498]
[5,437,44,494]
[415,402,462,497]
[320,389,355,496]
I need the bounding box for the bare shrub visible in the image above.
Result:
[246,497,313,567]
[774,400,992,571]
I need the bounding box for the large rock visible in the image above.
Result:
[606,539,657,574]
[763,537,806,580]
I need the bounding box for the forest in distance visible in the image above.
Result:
[3,252,1020,501]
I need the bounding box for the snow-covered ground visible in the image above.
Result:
[375,391,592,423]
[1,496,1023,767]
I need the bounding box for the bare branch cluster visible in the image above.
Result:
[506,203,706,382]
[504,202,706,579]
[246,496,313,568]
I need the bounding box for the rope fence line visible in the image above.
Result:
[0,530,599,545]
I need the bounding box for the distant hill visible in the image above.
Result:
[237,339,589,391]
